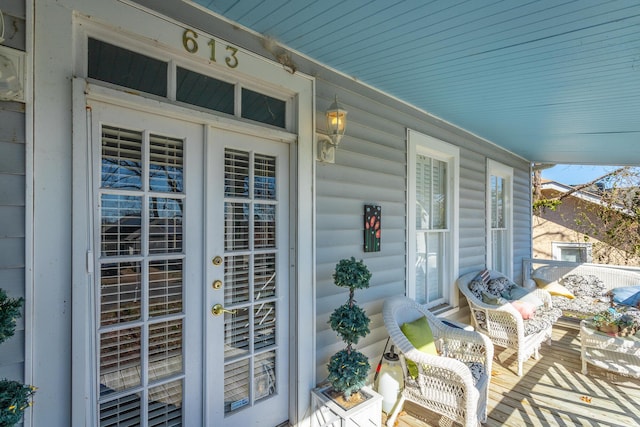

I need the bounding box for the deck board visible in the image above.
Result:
[384,325,640,427]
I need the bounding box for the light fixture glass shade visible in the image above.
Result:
[325,98,347,142]
[0,53,22,101]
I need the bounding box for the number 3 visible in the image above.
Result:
[225,46,238,68]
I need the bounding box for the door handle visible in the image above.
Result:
[212,303,236,316]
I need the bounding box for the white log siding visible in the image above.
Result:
[0,0,26,385]
[0,104,25,381]
[314,76,532,384]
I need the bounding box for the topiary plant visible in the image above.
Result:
[327,257,372,401]
[0,289,35,426]
[0,290,23,345]
[0,380,36,426]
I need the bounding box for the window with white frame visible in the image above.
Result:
[486,159,513,277]
[408,130,459,307]
[552,242,592,262]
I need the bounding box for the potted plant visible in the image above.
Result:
[616,314,638,337]
[0,290,23,345]
[0,289,35,426]
[593,307,620,334]
[0,380,36,426]
[326,257,372,406]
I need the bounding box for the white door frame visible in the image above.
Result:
[70,9,316,421]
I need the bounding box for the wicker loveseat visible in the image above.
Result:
[457,270,562,376]
[523,262,640,323]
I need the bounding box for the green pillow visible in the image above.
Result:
[400,316,438,378]
[482,291,508,305]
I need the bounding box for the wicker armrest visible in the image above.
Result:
[440,328,494,367]
[403,348,480,394]
[531,287,553,307]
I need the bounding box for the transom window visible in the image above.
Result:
[88,38,287,129]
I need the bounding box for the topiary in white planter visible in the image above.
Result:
[0,289,35,426]
[326,257,372,401]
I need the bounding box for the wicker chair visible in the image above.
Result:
[457,270,562,376]
[382,296,493,427]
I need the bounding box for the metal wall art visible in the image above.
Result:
[364,205,381,252]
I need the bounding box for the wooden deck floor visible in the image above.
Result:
[386,325,640,427]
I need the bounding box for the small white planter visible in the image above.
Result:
[310,385,382,427]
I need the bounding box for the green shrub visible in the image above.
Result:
[0,290,23,346]
[326,257,372,400]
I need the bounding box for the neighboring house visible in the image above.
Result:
[0,1,634,426]
[533,180,640,266]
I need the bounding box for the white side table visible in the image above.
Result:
[580,320,640,378]
[311,385,382,427]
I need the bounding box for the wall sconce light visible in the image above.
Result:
[317,96,347,163]
[0,45,24,102]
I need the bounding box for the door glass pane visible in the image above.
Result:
[101,126,143,190]
[149,134,184,193]
[148,319,183,381]
[99,326,142,396]
[254,254,276,300]
[149,259,183,317]
[98,124,186,425]
[254,302,276,350]
[222,147,281,416]
[254,204,276,249]
[225,255,249,304]
[101,194,142,256]
[148,380,183,427]
[99,393,141,427]
[254,154,276,200]
[224,307,250,358]
[149,197,183,254]
[225,149,250,197]
[225,202,249,250]
[224,359,250,414]
[100,262,142,326]
[254,351,276,401]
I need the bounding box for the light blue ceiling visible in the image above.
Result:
[190,0,640,165]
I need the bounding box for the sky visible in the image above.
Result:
[541,164,623,186]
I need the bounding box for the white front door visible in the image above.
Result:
[90,100,290,426]
[205,129,290,426]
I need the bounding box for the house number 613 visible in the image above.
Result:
[182,29,239,69]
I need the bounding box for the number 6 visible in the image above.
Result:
[182,29,198,54]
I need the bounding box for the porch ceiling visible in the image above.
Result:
[185,1,640,165]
